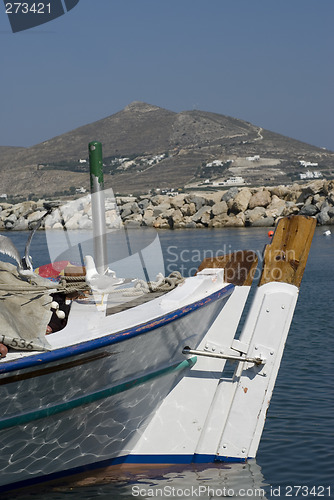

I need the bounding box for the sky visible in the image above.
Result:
[1,0,333,150]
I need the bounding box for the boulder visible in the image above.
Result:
[299,204,318,216]
[105,210,121,228]
[13,217,28,230]
[244,207,266,225]
[78,215,93,230]
[327,190,334,205]
[143,208,154,220]
[317,210,330,225]
[211,200,228,216]
[153,216,170,229]
[191,206,212,223]
[251,216,275,227]
[230,188,252,214]
[285,185,302,203]
[184,195,205,211]
[153,203,171,217]
[248,189,271,209]
[138,199,150,210]
[181,202,196,216]
[265,195,286,218]
[302,180,326,196]
[169,195,185,209]
[27,211,44,224]
[282,202,300,216]
[269,185,291,200]
[221,187,238,203]
[328,207,334,218]
[151,195,169,206]
[210,213,244,227]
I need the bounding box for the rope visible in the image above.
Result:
[120,271,185,297]
[0,272,185,297]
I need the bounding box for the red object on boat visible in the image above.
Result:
[35,261,70,279]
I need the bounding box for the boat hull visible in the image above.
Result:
[0,284,233,490]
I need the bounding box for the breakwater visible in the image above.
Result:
[1,180,334,231]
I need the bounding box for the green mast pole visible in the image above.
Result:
[89,141,107,274]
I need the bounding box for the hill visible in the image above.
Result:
[1,101,333,198]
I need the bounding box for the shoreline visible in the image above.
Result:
[1,180,334,231]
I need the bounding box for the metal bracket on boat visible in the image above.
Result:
[182,347,265,366]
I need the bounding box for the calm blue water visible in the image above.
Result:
[1,226,333,499]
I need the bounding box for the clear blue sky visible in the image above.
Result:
[1,0,333,150]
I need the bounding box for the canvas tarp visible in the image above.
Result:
[0,261,54,351]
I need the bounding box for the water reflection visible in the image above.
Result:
[8,461,269,499]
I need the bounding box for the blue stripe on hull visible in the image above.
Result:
[0,284,234,375]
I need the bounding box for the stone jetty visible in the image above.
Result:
[1,180,334,231]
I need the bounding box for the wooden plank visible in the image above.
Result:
[258,215,316,288]
[197,250,258,286]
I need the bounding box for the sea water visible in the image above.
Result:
[1,226,333,499]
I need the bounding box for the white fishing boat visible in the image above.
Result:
[0,143,316,493]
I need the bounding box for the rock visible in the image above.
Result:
[150,195,168,206]
[251,216,275,227]
[327,191,334,205]
[211,201,228,216]
[105,210,121,228]
[169,195,185,209]
[285,185,302,203]
[13,217,28,230]
[299,204,318,216]
[248,189,271,209]
[153,216,170,229]
[123,220,141,228]
[210,213,244,227]
[244,207,266,225]
[138,199,150,210]
[317,210,330,225]
[5,214,17,226]
[184,219,197,228]
[184,195,205,211]
[124,213,143,224]
[230,188,252,214]
[181,202,196,216]
[27,211,44,224]
[200,211,212,226]
[191,206,212,223]
[282,202,300,216]
[221,187,239,203]
[143,208,154,219]
[302,180,325,196]
[78,215,93,230]
[269,185,291,200]
[0,203,12,210]
[15,201,37,218]
[120,207,132,219]
[153,203,171,217]
[265,195,286,218]
[65,213,82,229]
[328,207,334,218]
[142,216,155,227]
[170,209,184,226]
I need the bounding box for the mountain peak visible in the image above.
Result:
[123,101,163,113]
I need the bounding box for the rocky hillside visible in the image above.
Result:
[1,102,334,199]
